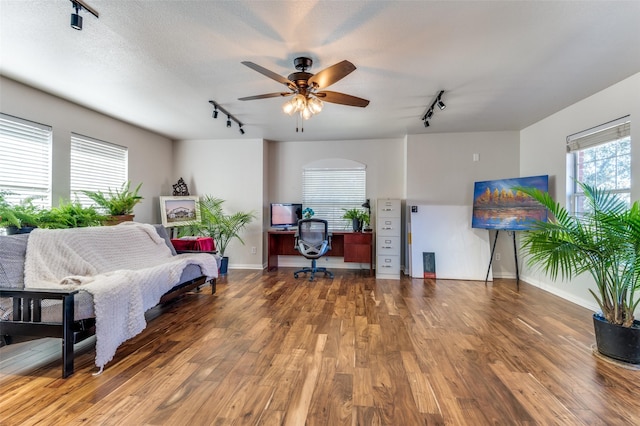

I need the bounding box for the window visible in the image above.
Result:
[0,113,52,207]
[70,133,127,207]
[302,160,366,231]
[567,116,631,215]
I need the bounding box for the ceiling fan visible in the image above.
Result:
[238,57,369,121]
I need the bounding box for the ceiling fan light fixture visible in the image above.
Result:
[293,94,306,110]
[308,96,323,114]
[282,99,295,115]
[301,106,313,120]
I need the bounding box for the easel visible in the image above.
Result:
[484,230,520,290]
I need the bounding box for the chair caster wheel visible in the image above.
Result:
[294,273,299,279]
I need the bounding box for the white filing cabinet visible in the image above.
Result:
[376,199,401,279]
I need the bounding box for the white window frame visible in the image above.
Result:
[302,159,367,231]
[566,116,631,215]
[0,113,52,207]
[70,133,128,209]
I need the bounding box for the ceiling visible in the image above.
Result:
[1,1,639,142]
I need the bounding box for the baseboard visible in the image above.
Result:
[520,274,598,312]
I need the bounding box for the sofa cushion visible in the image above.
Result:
[0,234,29,288]
[0,234,29,320]
[153,224,178,256]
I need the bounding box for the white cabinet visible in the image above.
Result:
[376,199,401,279]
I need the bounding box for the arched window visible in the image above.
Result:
[302,159,366,230]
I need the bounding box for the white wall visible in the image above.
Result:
[520,72,640,310]
[267,138,405,202]
[266,138,405,269]
[173,138,265,269]
[0,77,174,223]
[405,131,521,278]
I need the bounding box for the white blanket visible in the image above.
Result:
[24,223,218,370]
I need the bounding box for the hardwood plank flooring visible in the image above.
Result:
[2,269,640,425]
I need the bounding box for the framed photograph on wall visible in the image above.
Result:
[159,196,200,227]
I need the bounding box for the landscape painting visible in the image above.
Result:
[472,175,549,230]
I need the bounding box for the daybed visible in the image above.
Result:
[0,223,220,377]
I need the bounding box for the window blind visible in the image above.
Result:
[0,113,52,207]
[566,116,630,153]
[302,167,366,231]
[70,133,127,208]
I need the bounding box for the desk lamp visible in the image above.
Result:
[361,199,371,231]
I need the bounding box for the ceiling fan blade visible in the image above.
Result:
[308,60,356,89]
[241,61,295,88]
[238,92,292,101]
[316,91,369,107]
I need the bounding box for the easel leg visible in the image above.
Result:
[485,230,499,285]
[512,231,520,291]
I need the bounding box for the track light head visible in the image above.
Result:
[239,124,245,135]
[437,99,446,110]
[226,116,232,128]
[69,1,98,30]
[423,120,430,128]
[212,107,218,119]
[424,109,434,120]
[70,12,83,30]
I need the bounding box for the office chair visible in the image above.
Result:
[293,218,334,281]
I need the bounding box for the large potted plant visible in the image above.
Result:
[178,195,256,275]
[81,181,143,225]
[519,182,640,364]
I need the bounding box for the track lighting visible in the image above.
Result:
[420,90,446,128]
[209,100,245,135]
[69,0,99,31]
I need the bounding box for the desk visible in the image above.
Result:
[267,230,373,274]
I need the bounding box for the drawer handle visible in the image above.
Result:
[381,246,392,249]
[381,265,392,268]
[382,227,393,230]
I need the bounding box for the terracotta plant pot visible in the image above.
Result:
[104,214,135,226]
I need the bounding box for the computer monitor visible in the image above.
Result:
[270,203,302,230]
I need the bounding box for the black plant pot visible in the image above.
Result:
[352,218,362,232]
[5,225,36,235]
[593,313,640,364]
[219,256,229,275]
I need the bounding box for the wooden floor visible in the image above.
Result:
[1,269,640,425]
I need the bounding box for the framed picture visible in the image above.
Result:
[471,175,549,231]
[159,196,200,227]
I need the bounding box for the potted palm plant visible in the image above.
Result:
[81,181,143,225]
[178,195,256,275]
[518,182,640,364]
